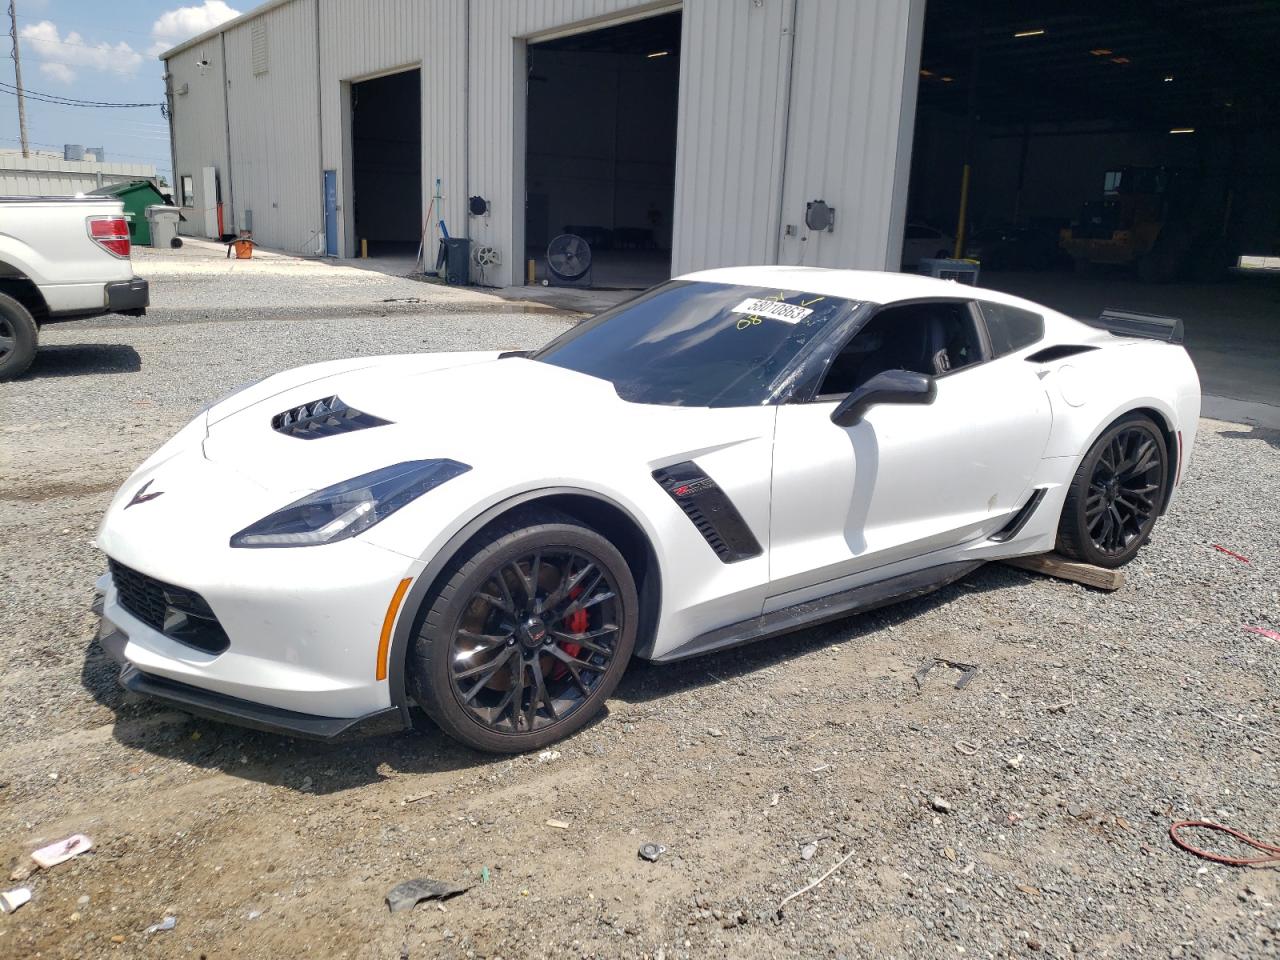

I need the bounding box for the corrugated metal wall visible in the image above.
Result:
[167,40,231,237]
[0,156,157,197]
[223,0,324,253]
[670,0,792,272]
[774,0,920,270]
[166,0,923,277]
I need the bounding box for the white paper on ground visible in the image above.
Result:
[31,834,93,868]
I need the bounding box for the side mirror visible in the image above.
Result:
[830,369,936,427]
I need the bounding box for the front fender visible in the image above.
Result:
[380,484,661,726]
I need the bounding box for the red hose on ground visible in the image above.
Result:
[1170,821,1280,867]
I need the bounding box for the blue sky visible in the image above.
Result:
[3,0,249,182]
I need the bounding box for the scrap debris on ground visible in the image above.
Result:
[1,248,1278,958]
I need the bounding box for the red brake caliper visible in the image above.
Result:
[552,587,587,680]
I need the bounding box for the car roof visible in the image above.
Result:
[674,265,1047,311]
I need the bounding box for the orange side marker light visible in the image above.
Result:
[376,578,413,681]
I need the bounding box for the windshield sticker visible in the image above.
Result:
[730,297,817,325]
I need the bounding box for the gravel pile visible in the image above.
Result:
[0,251,1276,958]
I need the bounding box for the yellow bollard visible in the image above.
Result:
[527,259,536,284]
[361,237,368,259]
[953,164,971,259]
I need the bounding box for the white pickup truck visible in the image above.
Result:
[1,195,150,380]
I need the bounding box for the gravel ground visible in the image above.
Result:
[1,249,1278,959]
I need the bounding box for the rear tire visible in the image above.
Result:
[0,292,38,382]
[1057,413,1169,568]
[407,508,638,753]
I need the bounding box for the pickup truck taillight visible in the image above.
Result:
[87,215,131,258]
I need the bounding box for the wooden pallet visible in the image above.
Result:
[1001,552,1125,591]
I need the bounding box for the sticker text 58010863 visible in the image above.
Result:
[730,297,816,324]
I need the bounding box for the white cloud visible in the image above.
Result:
[39,61,76,85]
[150,1,242,56]
[19,20,144,83]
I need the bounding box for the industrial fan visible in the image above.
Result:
[545,233,593,287]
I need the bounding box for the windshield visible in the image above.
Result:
[532,281,860,406]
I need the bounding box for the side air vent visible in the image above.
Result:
[272,396,391,439]
[652,462,762,564]
[1026,344,1098,363]
[988,487,1047,542]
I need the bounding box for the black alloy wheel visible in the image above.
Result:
[448,547,622,734]
[409,509,638,753]
[0,292,39,382]
[1058,413,1169,568]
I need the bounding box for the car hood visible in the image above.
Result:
[201,353,769,495]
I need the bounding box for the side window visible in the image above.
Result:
[818,301,984,397]
[979,301,1044,356]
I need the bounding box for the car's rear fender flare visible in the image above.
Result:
[386,486,664,726]
[0,271,49,322]
[1058,401,1182,521]
[1040,342,1188,459]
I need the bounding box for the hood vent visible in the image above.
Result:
[272,396,391,439]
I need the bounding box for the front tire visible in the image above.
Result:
[1057,413,1169,568]
[0,292,38,382]
[407,508,638,753]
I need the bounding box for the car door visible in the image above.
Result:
[767,298,1053,606]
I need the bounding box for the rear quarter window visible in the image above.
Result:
[979,301,1045,356]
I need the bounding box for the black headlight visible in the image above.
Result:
[230,459,470,548]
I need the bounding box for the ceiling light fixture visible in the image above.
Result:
[1163,75,1174,82]
[1110,56,1131,64]
[1090,48,1112,56]
[920,68,934,77]
[941,76,955,83]
[1169,127,1195,134]
[1013,28,1046,38]
[646,50,669,58]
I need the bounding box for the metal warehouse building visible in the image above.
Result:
[161,0,923,288]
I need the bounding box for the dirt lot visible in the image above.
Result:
[1,249,1278,959]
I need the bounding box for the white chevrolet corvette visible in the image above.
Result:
[94,267,1200,752]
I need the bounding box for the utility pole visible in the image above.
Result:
[8,0,29,158]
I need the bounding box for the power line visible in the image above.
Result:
[0,79,162,107]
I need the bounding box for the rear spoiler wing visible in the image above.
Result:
[1085,308,1184,345]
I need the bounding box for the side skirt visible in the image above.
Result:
[652,560,984,663]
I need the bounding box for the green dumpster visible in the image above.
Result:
[87,180,169,247]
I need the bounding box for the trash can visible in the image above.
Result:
[436,237,471,285]
[145,205,183,249]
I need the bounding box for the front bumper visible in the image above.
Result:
[94,578,410,739]
[106,277,149,315]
